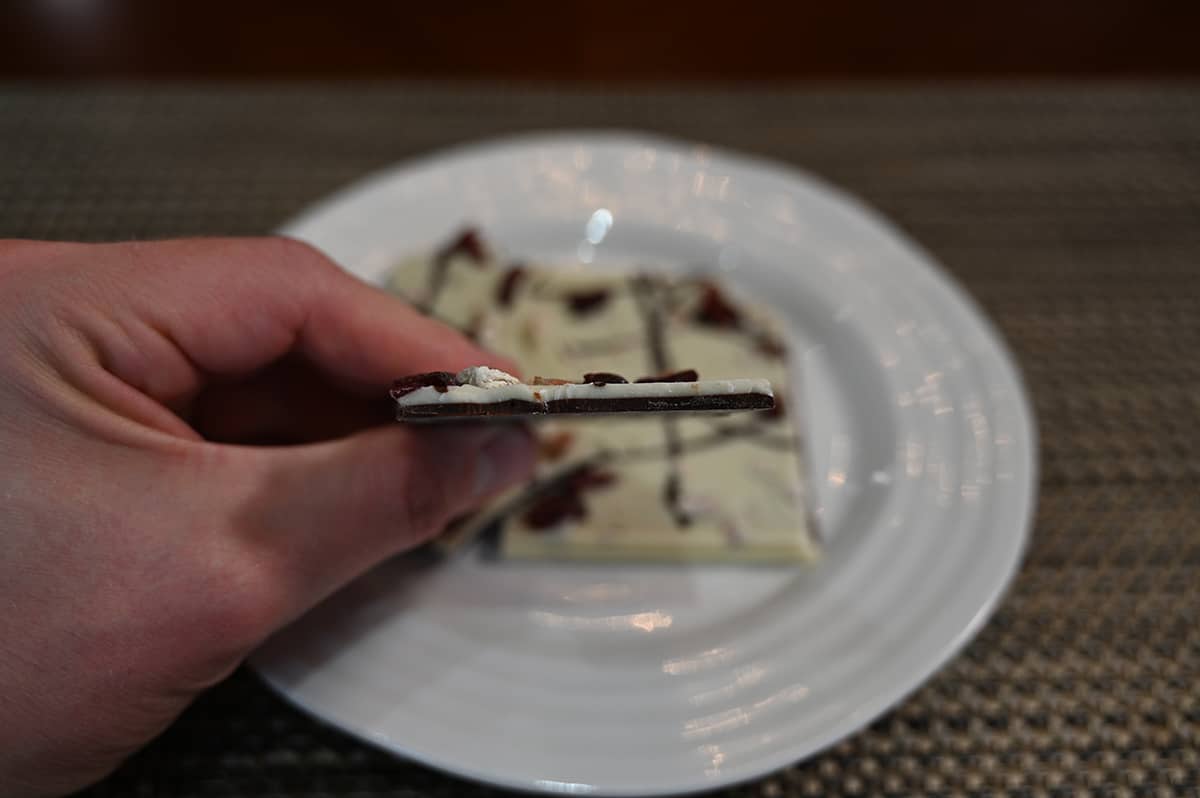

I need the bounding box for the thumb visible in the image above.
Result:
[229,422,535,616]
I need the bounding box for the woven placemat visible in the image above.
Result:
[2,84,1196,797]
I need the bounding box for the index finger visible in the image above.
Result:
[80,236,516,404]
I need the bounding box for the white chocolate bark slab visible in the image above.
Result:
[385,236,817,563]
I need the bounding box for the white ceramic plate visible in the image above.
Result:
[252,133,1037,796]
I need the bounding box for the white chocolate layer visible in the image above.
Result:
[454,365,521,388]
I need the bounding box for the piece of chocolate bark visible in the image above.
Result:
[392,366,774,421]
[384,229,817,563]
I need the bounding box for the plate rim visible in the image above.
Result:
[259,129,1039,796]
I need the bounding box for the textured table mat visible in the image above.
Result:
[2,84,1197,797]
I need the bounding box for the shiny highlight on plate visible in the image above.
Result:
[682,683,810,740]
[662,647,736,675]
[530,610,673,632]
[585,208,613,244]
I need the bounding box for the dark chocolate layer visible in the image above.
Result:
[547,393,773,414]
[397,399,544,419]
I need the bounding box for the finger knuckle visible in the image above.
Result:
[196,543,291,651]
[271,236,339,280]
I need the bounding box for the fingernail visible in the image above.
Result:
[473,427,536,499]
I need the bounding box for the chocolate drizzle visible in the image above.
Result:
[523,464,618,530]
[389,371,458,399]
[755,333,787,359]
[692,282,788,361]
[496,265,526,308]
[415,228,489,315]
[663,474,692,528]
[630,275,692,528]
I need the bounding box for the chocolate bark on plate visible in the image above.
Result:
[385,229,817,563]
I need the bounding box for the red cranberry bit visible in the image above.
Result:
[522,465,618,530]
[693,282,741,328]
[437,228,488,264]
[538,430,575,462]
[389,371,459,399]
[566,288,610,316]
[763,393,786,421]
[523,493,587,530]
[582,372,628,386]
[635,369,699,383]
[570,467,617,490]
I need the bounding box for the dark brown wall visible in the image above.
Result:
[6,0,1200,80]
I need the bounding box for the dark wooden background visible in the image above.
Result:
[6,0,1200,80]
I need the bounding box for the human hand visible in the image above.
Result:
[0,237,536,796]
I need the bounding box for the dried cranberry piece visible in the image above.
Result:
[523,493,587,530]
[571,467,617,490]
[635,368,699,383]
[566,288,610,315]
[436,228,488,264]
[582,372,628,385]
[693,282,741,328]
[538,430,575,462]
[522,464,618,530]
[763,393,786,421]
[389,371,459,399]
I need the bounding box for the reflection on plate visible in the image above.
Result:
[252,133,1036,796]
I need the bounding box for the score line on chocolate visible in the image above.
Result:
[391,366,775,422]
